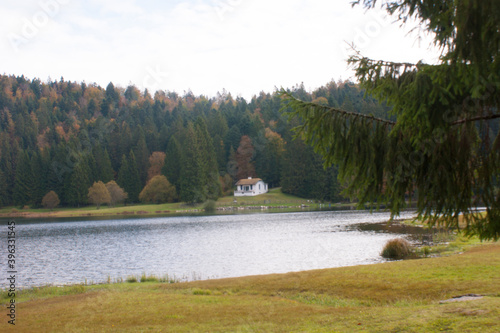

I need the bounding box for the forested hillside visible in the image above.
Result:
[0,75,391,208]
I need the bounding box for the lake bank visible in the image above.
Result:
[6,241,499,332]
[0,188,352,220]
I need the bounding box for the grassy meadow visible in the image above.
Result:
[0,188,326,219]
[3,240,499,332]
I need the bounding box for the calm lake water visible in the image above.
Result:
[0,210,422,288]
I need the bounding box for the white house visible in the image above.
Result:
[234,177,268,197]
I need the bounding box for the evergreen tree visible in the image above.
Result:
[12,150,35,206]
[117,151,141,202]
[281,138,341,201]
[0,169,7,207]
[281,0,500,239]
[93,145,114,183]
[224,125,241,160]
[65,160,91,207]
[133,129,150,186]
[194,117,221,200]
[30,150,46,207]
[162,137,181,192]
[179,123,204,203]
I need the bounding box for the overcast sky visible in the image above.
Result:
[1,0,440,100]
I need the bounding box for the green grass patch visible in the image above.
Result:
[0,188,323,219]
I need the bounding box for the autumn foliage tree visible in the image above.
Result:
[235,135,256,180]
[41,191,60,210]
[147,151,166,181]
[105,180,128,207]
[139,175,177,204]
[87,181,111,209]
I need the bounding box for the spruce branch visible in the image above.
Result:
[278,89,396,126]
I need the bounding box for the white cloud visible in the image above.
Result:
[0,0,440,100]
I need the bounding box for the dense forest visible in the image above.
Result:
[0,74,391,208]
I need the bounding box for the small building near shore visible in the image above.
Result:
[234,177,268,197]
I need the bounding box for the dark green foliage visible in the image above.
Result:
[179,123,205,203]
[282,0,500,239]
[195,117,221,200]
[12,150,35,206]
[65,159,92,207]
[0,170,8,207]
[93,145,114,183]
[117,151,142,203]
[162,137,181,192]
[30,151,46,207]
[133,129,150,186]
[281,137,341,201]
[0,73,386,210]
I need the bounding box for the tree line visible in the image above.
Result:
[0,75,391,208]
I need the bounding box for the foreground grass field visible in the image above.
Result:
[5,242,499,332]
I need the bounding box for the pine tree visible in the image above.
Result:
[117,151,141,203]
[179,123,204,203]
[162,137,181,192]
[12,150,35,206]
[133,129,150,186]
[30,150,46,207]
[0,169,7,207]
[281,0,500,239]
[195,117,221,200]
[93,145,114,183]
[65,160,91,207]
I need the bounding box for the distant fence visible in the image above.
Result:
[216,200,330,207]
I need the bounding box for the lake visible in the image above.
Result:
[0,209,422,288]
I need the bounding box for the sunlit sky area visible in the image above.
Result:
[1,0,440,99]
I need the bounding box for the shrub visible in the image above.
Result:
[381,238,413,259]
[204,200,217,213]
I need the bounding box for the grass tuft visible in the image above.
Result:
[192,288,212,295]
[140,273,160,283]
[381,238,413,259]
[126,276,138,283]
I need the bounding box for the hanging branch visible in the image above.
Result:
[452,113,500,125]
[278,89,396,126]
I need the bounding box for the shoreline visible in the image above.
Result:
[3,242,498,332]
